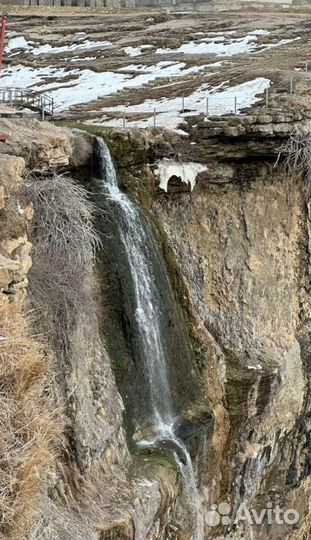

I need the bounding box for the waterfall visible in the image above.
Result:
[96,137,204,540]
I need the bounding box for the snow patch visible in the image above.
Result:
[5,36,112,56]
[101,77,271,130]
[0,64,71,88]
[32,39,112,55]
[123,44,153,57]
[70,56,97,63]
[247,364,263,371]
[156,159,207,192]
[1,60,217,111]
[5,36,33,52]
[156,33,298,57]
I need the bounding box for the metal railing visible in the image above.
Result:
[115,89,271,128]
[0,87,54,118]
[115,62,310,128]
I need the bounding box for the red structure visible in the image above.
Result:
[0,14,9,141]
[0,15,6,77]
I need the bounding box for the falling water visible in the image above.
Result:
[96,137,204,540]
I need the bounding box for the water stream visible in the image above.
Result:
[96,137,204,540]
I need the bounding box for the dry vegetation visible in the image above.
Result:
[0,170,99,538]
[21,172,100,350]
[277,132,311,186]
[0,299,63,540]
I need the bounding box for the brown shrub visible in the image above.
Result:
[276,132,311,187]
[21,171,99,350]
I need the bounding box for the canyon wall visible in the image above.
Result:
[0,111,311,539]
[105,107,311,539]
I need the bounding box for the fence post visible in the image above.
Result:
[305,60,308,80]
[206,96,209,116]
[289,76,293,96]
[123,111,126,128]
[153,108,156,127]
[234,96,237,115]
[265,87,269,108]
[182,95,185,113]
[41,99,45,121]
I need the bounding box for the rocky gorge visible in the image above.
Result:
[0,91,311,540]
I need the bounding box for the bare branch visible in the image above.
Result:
[21,172,100,350]
[276,132,311,187]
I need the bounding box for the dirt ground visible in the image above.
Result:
[1,6,311,125]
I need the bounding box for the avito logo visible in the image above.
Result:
[206,501,300,527]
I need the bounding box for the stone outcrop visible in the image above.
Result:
[0,118,93,170]
[153,122,311,538]
[187,108,311,161]
[0,153,32,298]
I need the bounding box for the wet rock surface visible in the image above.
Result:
[101,92,311,538]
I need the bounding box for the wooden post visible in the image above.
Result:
[289,76,293,96]
[41,99,45,121]
[305,60,308,80]
[234,96,237,115]
[123,111,126,128]
[153,108,156,127]
[265,87,269,108]
[206,96,209,116]
[182,95,185,113]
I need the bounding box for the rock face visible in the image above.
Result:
[0,153,31,296]
[150,123,311,537]
[0,118,93,169]
[105,108,311,539]
[153,165,310,539]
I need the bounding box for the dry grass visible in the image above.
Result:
[0,298,63,539]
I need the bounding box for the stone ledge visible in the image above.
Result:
[186,108,311,161]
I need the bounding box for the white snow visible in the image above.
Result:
[100,77,271,130]
[156,33,298,57]
[1,60,217,111]
[156,159,207,191]
[254,37,300,53]
[5,36,33,52]
[117,60,219,77]
[70,56,97,63]
[5,36,112,56]
[247,364,263,370]
[45,70,131,109]
[0,65,71,88]
[161,35,258,56]
[251,29,270,35]
[32,39,113,55]
[123,44,153,57]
